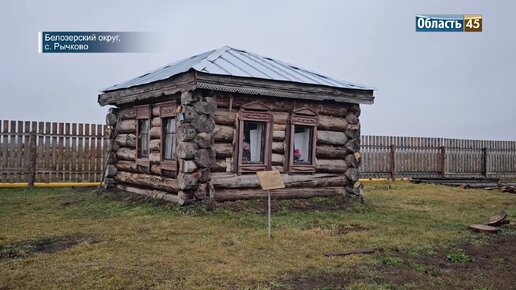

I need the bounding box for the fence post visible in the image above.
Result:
[440,146,446,178]
[27,131,37,188]
[390,144,396,181]
[482,147,487,177]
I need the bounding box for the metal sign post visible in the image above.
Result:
[256,170,285,240]
[268,189,271,239]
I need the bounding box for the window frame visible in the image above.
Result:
[236,101,272,174]
[288,107,318,173]
[135,105,151,167]
[159,101,177,171]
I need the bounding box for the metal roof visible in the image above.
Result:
[102,46,374,92]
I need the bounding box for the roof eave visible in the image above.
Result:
[98,71,198,106]
[97,71,375,106]
[195,72,375,105]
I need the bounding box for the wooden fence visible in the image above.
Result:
[0,119,515,183]
[0,120,106,183]
[360,135,516,179]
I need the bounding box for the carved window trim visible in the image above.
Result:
[135,105,151,168]
[158,102,178,171]
[236,101,272,174]
[288,107,318,173]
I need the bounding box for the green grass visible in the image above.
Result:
[382,257,403,266]
[446,249,474,263]
[0,182,514,289]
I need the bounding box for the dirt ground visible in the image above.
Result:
[0,234,99,261]
[283,231,516,290]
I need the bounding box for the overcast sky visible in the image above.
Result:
[1,0,515,140]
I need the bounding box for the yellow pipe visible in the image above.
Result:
[359,178,409,183]
[0,182,101,188]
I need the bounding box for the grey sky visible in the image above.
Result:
[1,0,515,140]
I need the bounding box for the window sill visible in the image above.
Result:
[289,164,316,173]
[239,163,268,173]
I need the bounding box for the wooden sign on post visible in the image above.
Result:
[256,170,285,240]
[256,170,285,190]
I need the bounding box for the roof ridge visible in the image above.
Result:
[192,46,232,72]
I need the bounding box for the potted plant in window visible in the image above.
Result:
[242,141,251,162]
[294,148,303,162]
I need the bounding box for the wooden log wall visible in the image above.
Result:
[109,91,218,204]
[0,120,106,183]
[107,90,516,204]
[108,91,365,202]
[213,93,363,199]
[108,96,182,201]
[175,91,217,203]
[212,110,237,173]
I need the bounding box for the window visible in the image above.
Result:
[138,119,150,158]
[293,125,313,164]
[136,106,151,164]
[288,107,317,173]
[159,102,177,171]
[237,102,272,173]
[162,118,176,160]
[242,121,265,164]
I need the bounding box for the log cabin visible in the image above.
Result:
[98,46,375,204]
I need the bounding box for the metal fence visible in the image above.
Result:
[0,120,106,183]
[360,135,516,179]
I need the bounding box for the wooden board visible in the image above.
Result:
[84,124,90,181]
[485,211,508,226]
[214,186,345,201]
[58,122,64,181]
[77,123,83,182]
[89,124,96,182]
[71,123,77,182]
[64,123,71,182]
[51,122,58,182]
[469,224,500,233]
[256,170,285,190]
[37,122,44,182]
[16,121,23,182]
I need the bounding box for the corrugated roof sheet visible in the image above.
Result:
[103,46,374,92]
